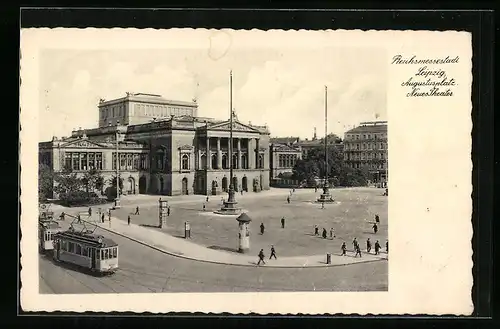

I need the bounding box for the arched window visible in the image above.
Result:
[279,155,283,168]
[181,154,189,170]
[232,154,238,169]
[222,154,228,169]
[241,154,248,169]
[258,154,264,169]
[156,149,164,170]
[201,154,207,169]
[211,154,218,169]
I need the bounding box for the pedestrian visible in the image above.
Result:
[330,227,335,239]
[352,237,358,249]
[185,221,191,239]
[206,196,209,202]
[167,206,171,216]
[341,242,347,256]
[281,217,285,229]
[292,188,295,193]
[386,240,389,253]
[101,213,105,223]
[203,203,206,211]
[257,249,266,265]
[260,223,265,235]
[366,238,372,253]
[269,245,277,259]
[241,190,243,196]
[287,196,290,204]
[109,215,112,228]
[355,245,362,258]
[127,215,131,225]
[321,202,325,209]
[315,187,318,193]
[374,240,381,255]
[375,214,380,223]
[88,207,92,217]
[322,228,327,239]
[314,225,319,236]
[372,223,378,234]
[60,212,65,221]
[77,214,81,223]
[135,206,140,215]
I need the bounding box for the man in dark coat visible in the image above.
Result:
[260,223,265,235]
[352,237,359,250]
[322,228,327,239]
[127,215,131,225]
[101,213,105,223]
[386,240,389,253]
[269,246,277,260]
[375,214,380,223]
[314,225,319,236]
[373,223,378,234]
[281,217,285,229]
[355,245,362,258]
[341,242,347,256]
[366,238,372,253]
[257,249,266,265]
[374,240,381,255]
[135,206,140,215]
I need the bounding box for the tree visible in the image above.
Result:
[38,163,54,201]
[107,174,124,199]
[53,166,84,201]
[81,168,104,197]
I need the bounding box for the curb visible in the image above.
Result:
[83,219,387,269]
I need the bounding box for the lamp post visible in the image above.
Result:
[317,86,334,203]
[114,125,124,209]
[214,70,242,215]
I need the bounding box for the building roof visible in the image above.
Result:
[56,230,118,248]
[236,213,252,223]
[270,137,300,145]
[346,123,387,134]
[98,92,198,108]
[272,143,302,152]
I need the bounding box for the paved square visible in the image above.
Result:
[111,188,388,258]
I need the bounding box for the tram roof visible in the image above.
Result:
[55,230,118,248]
[39,220,61,230]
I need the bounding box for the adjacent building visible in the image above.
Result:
[299,128,343,159]
[39,93,271,197]
[343,121,388,185]
[269,137,302,187]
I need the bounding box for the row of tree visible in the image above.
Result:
[38,164,123,205]
[292,146,376,187]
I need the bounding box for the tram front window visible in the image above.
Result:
[112,248,117,258]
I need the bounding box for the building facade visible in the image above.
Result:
[299,129,343,159]
[40,93,271,197]
[269,137,302,187]
[343,121,388,185]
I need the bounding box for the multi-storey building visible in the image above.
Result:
[39,93,271,197]
[343,121,388,185]
[299,128,343,159]
[269,137,302,186]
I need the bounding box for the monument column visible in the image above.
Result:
[217,137,222,169]
[206,136,211,169]
[237,138,242,169]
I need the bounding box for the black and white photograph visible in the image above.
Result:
[21,27,473,314]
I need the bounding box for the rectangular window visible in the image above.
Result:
[104,249,109,260]
[81,153,87,171]
[88,153,95,169]
[96,249,100,259]
[134,154,140,169]
[95,153,103,170]
[112,247,117,258]
[120,154,126,169]
[72,153,80,170]
[82,246,89,257]
[127,154,133,169]
[68,242,75,253]
[112,153,117,170]
[75,244,82,255]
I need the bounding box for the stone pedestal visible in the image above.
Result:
[214,186,242,215]
[236,213,252,253]
[316,183,335,203]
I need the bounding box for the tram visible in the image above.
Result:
[52,226,119,274]
[38,220,62,252]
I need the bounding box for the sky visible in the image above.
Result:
[38,47,387,141]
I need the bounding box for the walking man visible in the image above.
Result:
[352,237,358,250]
[88,207,92,217]
[322,228,327,239]
[257,249,266,265]
[101,213,105,223]
[135,206,140,215]
[330,227,335,239]
[287,196,290,204]
[60,212,65,221]
[269,245,277,260]
[366,238,372,253]
[77,214,81,224]
[281,217,285,229]
[260,223,265,235]
[374,240,381,255]
[203,203,206,211]
[321,202,325,209]
[375,214,380,223]
[341,242,347,256]
[372,223,378,234]
[167,206,171,217]
[355,245,362,258]
[206,196,209,202]
[127,215,131,226]
[314,225,319,236]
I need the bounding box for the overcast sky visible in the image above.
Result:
[38,47,386,141]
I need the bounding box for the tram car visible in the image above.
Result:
[52,229,119,274]
[38,220,62,252]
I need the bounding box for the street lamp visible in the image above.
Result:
[114,124,126,209]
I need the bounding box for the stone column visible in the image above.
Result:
[255,139,260,168]
[217,137,222,169]
[206,136,211,169]
[248,138,255,169]
[237,138,242,169]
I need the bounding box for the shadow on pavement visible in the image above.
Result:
[140,224,161,229]
[207,245,240,253]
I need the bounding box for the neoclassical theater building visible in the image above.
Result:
[39,92,271,197]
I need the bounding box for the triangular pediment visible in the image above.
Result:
[61,138,106,149]
[208,120,259,133]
